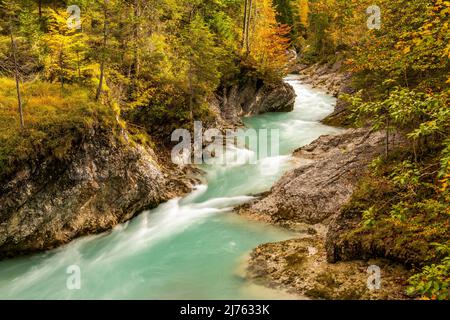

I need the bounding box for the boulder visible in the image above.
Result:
[0,127,194,258]
[238,129,390,227]
[218,78,296,124]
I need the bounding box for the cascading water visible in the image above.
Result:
[0,76,341,299]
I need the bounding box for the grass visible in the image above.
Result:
[0,77,117,181]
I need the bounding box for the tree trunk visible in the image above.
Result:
[76,50,81,80]
[10,30,24,129]
[246,0,253,55]
[38,0,42,19]
[96,59,105,102]
[242,0,248,49]
[188,63,194,122]
[385,117,390,158]
[38,0,45,30]
[96,1,108,101]
[59,44,64,91]
[130,0,140,99]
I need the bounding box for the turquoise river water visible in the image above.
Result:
[0,76,341,299]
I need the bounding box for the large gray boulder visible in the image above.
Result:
[238,129,389,226]
[0,127,193,259]
[218,78,296,124]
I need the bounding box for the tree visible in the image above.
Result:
[96,0,109,101]
[245,0,253,54]
[299,0,308,28]
[242,0,249,49]
[181,15,222,120]
[247,0,291,81]
[43,8,85,89]
[1,0,24,128]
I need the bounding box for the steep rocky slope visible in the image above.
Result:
[239,127,409,299]
[0,126,195,259]
[238,129,395,226]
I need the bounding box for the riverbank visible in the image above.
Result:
[239,65,414,300]
[239,128,411,299]
[246,232,411,300]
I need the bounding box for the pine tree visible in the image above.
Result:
[43,8,84,90]
[96,0,109,101]
[181,15,222,120]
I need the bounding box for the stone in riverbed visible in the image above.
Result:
[237,128,398,226]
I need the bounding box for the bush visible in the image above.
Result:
[407,244,450,300]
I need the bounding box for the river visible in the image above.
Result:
[0,76,341,299]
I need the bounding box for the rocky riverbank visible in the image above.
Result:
[293,62,355,127]
[246,233,411,300]
[239,128,410,299]
[238,129,395,226]
[238,63,413,299]
[0,125,199,259]
[292,61,351,97]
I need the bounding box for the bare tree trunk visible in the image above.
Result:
[242,0,248,49]
[96,55,105,101]
[10,30,24,129]
[96,1,108,101]
[246,0,253,55]
[59,44,64,91]
[385,117,390,158]
[76,50,81,79]
[403,67,409,88]
[188,63,194,122]
[130,0,140,99]
[38,0,42,19]
[251,2,257,46]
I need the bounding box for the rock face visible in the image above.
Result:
[325,208,371,264]
[293,61,352,97]
[246,234,411,300]
[0,127,194,259]
[238,129,389,227]
[240,128,409,299]
[217,78,296,124]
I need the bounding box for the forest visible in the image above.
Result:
[0,0,448,300]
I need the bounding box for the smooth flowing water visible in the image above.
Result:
[0,76,341,300]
